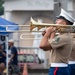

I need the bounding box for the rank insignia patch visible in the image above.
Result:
[55,36,60,42]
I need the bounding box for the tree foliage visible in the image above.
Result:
[0,0,4,15]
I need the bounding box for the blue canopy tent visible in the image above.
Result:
[0,17,19,75]
[0,17,19,35]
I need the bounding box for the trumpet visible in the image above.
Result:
[30,17,75,33]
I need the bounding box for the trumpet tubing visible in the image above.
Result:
[30,17,75,33]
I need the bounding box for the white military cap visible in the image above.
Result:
[57,9,75,23]
[8,39,14,42]
[73,22,75,26]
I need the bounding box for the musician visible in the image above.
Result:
[68,38,75,75]
[39,8,75,75]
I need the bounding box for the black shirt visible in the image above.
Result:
[11,46,18,65]
[0,50,6,64]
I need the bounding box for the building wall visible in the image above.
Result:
[4,0,54,11]
[11,11,54,25]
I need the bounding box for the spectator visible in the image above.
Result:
[8,39,18,65]
[0,44,6,75]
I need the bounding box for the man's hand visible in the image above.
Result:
[46,27,56,33]
[44,27,56,38]
[42,27,56,36]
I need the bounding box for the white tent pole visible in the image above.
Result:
[6,35,9,75]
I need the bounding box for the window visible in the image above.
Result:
[26,55,34,63]
[18,54,35,63]
[18,54,26,62]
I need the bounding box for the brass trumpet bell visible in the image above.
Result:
[30,17,75,33]
[30,17,45,31]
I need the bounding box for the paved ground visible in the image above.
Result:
[28,73,48,75]
[5,73,48,75]
[5,69,48,75]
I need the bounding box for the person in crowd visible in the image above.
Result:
[8,39,21,75]
[8,39,18,66]
[0,44,6,75]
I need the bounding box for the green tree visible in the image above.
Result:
[0,0,4,15]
